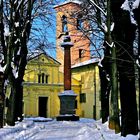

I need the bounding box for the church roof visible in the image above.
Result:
[54,0,81,8]
[71,58,99,68]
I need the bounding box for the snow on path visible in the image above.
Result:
[0,118,138,140]
[0,120,39,140]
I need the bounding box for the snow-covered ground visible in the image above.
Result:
[0,117,139,140]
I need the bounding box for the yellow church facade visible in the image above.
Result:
[23,52,81,118]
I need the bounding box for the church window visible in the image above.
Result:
[80,93,86,103]
[38,73,49,83]
[42,73,45,83]
[46,75,49,83]
[38,74,41,83]
[79,49,84,58]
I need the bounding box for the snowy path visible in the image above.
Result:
[0,118,138,140]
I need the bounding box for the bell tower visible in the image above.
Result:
[54,0,91,71]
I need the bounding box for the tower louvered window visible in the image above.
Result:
[62,15,68,32]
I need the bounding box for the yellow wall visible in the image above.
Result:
[23,53,81,118]
[23,84,80,118]
[72,64,101,119]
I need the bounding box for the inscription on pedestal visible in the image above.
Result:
[59,95,76,115]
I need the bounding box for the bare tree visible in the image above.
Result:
[0,0,57,127]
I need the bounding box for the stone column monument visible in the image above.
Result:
[57,33,79,121]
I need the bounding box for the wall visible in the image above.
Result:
[72,64,101,119]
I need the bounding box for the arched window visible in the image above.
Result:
[62,15,68,32]
[38,73,49,84]
[79,49,84,58]
[46,75,49,83]
[38,74,41,83]
[42,73,45,83]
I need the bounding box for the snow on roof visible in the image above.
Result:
[71,58,99,68]
[54,0,81,8]
[27,50,44,60]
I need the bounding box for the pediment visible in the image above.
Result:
[28,53,61,66]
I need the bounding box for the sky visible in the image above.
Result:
[28,0,63,59]
[0,117,139,140]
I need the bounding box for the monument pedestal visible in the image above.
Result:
[56,115,79,121]
[56,90,79,121]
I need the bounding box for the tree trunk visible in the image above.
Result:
[106,0,120,133]
[1,0,33,126]
[108,45,120,133]
[99,66,110,123]
[6,86,16,126]
[0,0,6,128]
[99,30,111,122]
[118,14,138,138]
[99,38,111,123]
[133,5,140,137]
[119,71,138,136]
[111,0,138,136]
[15,81,23,121]
[6,79,23,125]
[0,72,5,128]
[99,1,120,131]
